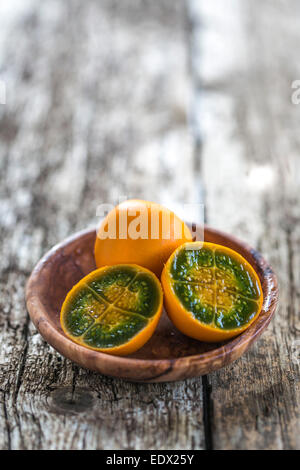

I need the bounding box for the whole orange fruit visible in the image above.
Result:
[94,199,192,277]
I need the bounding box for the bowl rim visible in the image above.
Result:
[26,226,279,378]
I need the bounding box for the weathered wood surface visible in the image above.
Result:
[0,0,299,450]
[191,0,300,449]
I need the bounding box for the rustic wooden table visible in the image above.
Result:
[0,0,299,450]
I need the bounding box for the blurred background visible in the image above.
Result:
[0,0,197,260]
[0,0,299,259]
[0,0,299,450]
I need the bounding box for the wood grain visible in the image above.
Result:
[0,0,204,450]
[0,0,299,450]
[190,0,300,450]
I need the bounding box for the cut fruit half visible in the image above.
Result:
[161,242,263,342]
[60,265,163,356]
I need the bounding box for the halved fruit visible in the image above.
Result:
[161,242,263,342]
[60,265,163,356]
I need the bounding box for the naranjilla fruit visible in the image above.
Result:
[94,199,192,277]
[161,242,263,342]
[60,265,163,356]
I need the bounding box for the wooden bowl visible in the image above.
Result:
[26,227,278,383]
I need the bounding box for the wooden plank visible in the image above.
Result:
[0,0,205,450]
[189,0,300,449]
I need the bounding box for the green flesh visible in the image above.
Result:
[62,266,160,349]
[170,245,262,330]
[116,273,161,317]
[173,283,215,325]
[215,249,260,299]
[89,265,136,302]
[83,309,147,348]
